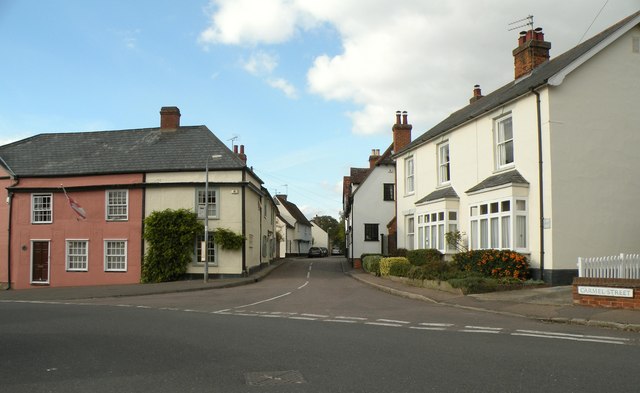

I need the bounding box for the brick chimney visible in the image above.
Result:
[369,149,380,168]
[513,27,551,79]
[160,106,181,131]
[392,111,412,154]
[238,145,247,163]
[469,85,483,103]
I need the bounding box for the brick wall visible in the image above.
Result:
[572,277,640,310]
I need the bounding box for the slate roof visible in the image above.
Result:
[415,186,459,205]
[0,126,247,177]
[275,195,312,227]
[466,170,529,194]
[397,11,640,155]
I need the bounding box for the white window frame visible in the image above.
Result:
[495,115,514,170]
[196,188,219,219]
[31,193,53,224]
[195,232,217,265]
[66,240,89,272]
[469,198,527,251]
[106,190,129,221]
[438,141,450,185]
[406,215,415,250]
[405,156,415,195]
[417,210,457,253]
[104,240,127,272]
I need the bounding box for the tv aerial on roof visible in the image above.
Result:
[508,15,534,31]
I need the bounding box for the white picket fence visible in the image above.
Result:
[577,253,640,279]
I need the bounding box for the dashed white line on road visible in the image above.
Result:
[324,319,358,323]
[366,322,403,327]
[465,326,503,331]
[289,316,317,321]
[410,326,447,331]
[301,313,329,318]
[419,323,454,327]
[335,316,368,321]
[377,319,410,324]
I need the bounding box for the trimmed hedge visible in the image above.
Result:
[389,262,412,277]
[453,249,530,280]
[363,255,382,276]
[407,249,443,266]
[380,257,410,277]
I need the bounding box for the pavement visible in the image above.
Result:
[2,258,640,332]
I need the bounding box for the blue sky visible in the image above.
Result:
[0,1,637,219]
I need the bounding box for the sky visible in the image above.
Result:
[0,0,638,219]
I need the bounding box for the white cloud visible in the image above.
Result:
[267,77,298,99]
[200,0,640,134]
[243,50,278,75]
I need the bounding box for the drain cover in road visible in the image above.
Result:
[245,370,306,386]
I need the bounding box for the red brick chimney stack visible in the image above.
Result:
[369,149,380,169]
[469,85,483,103]
[233,145,238,154]
[513,27,551,79]
[160,106,181,131]
[238,145,247,163]
[392,110,412,154]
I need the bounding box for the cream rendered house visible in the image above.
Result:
[394,12,640,284]
[274,195,312,256]
[145,107,274,277]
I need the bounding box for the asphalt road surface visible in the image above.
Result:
[2,257,639,392]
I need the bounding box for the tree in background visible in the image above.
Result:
[312,215,345,250]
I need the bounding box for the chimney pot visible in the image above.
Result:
[469,84,484,104]
[402,111,408,125]
[233,145,238,154]
[238,145,247,163]
[160,106,181,131]
[395,111,401,125]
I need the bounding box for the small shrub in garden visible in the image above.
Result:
[453,249,530,280]
[392,248,408,257]
[448,276,498,294]
[379,257,410,276]
[363,255,382,276]
[407,249,443,266]
[406,260,459,281]
[389,262,412,277]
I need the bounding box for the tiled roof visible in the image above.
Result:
[466,170,529,193]
[0,126,247,177]
[350,167,369,184]
[415,186,459,205]
[398,11,640,155]
[275,195,312,227]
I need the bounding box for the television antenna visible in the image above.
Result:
[227,135,238,149]
[508,15,534,31]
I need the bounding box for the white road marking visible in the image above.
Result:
[233,292,292,309]
[335,316,368,321]
[511,332,626,345]
[515,330,629,342]
[459,329,501,334]
[325,319,358,323]
[410,326,447,331]
[289,316,317,321]
[419,322,454,327]
[377,319,410,324]
[465,326,502,331]
[258,314,283,318]
[301,313,329,318]
[366,322,403,327]
[298,281,309,290]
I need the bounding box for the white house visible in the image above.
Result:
[394,11,640,284]
[274,195,312,255]
[343,113,412,267]
[144,107,276,278]
[275,213,294,258]
[311,221,329,248]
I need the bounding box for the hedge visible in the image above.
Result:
[363,255,382,276]
[453,249,530,280]
[406,249,443,266]
[379,257,410,277]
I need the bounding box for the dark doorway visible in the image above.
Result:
[32,241,49,284]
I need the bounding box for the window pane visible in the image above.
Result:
[448,211,457,221]
[480,204,488,215]
[490,202,499,213]
[516,200,526,211]
[447,224,457,251]
[501,200,511,212]
[504,140,514,164]
[196,232,216,264]
[105,241,127,271]
[516,216,527,248]
[438,224,444,250]
[418,227,424,249]
[430,226,437,250]
[431,213,437,222]
[480,219,488,249]
[470,221,478,250]
[490,217,499,248]
[501,216,510,249]
[470,206,478,217]
[438,212,444,221]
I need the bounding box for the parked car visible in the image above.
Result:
[308,247,323,258]
[320,247,329,257]
[331,247,341,255]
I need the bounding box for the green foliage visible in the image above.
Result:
[361,253,382,260]
[212,227,245,250]
[389,262,412,277]
[391,248,408,257]
[406,260,459,281]
[363,255,382,276]
[379,257,410,277]
[142,209,203,283]
[453,249,530,280]
[407,249,443,266]
[445,230,468,252]
[312,215,345,250]
[448,276,499,294]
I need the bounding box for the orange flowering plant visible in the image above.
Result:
[452,249,530,280]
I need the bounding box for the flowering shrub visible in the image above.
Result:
[379,257,410,277]
[453,250,530,280]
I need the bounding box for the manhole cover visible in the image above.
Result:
[245,370,306,386]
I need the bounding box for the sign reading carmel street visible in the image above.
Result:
[577,286,634,298]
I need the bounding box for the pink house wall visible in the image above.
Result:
[0,171,12,288]
[8,174,144,289]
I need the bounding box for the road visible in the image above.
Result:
[2,257,639,392]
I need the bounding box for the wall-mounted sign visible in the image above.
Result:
[577,286,634,298]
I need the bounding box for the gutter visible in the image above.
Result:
[532,88,545,281]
